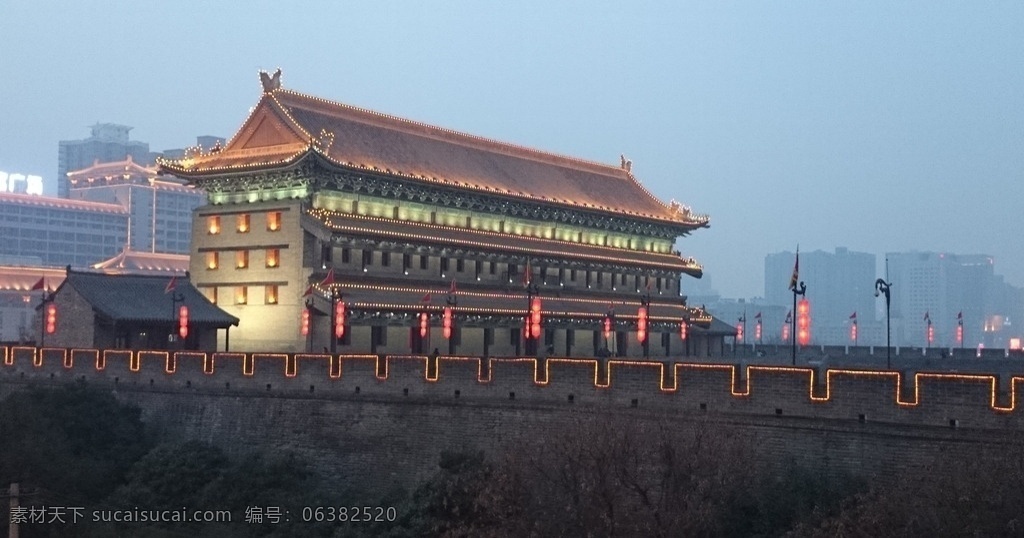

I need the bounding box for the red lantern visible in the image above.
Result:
[443,307,453,339]
[605,315,614,340]
[679,320,687,341]
[178,305,189,339]
[529,297,542,339]
[735,322,743,342]
[300,308,310,336]
[637,306,648,343]
[45,303,57,334]
[420,312,429,338]
[797,299,810,346]
[334,301,345,338]
[850,322,857,342]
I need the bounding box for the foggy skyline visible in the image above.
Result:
[2,1,1021,298]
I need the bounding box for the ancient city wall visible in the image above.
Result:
[3,345,1023,497]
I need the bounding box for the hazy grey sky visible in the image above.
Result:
[2,1,1022,298]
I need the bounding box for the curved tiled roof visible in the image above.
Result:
[161,82,709,229]
[91,248,190,275]
[63,270,238,326]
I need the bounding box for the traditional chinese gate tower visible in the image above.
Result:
[160,71,711,356]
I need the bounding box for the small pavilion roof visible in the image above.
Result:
[59,270,238,326]
[91,248,190,275]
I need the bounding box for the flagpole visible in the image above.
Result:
[789,248,805,366]
[875,262,893,369]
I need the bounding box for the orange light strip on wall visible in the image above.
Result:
[103,350,132,372]
[252,353,291,377]
[169,352,208,375]
[294,353,338,378]
[9,346,1024,413]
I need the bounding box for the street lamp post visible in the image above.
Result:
[39,289,55,347]
[329,288,341,354]
[875,278,893,369]
[791,282,806,366]
[170,291,185,349]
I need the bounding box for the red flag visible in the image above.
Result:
[523,260,532,288]
[957,311,963,324]
[302,285,313,297]
[421,292,432,303]
[924,311,930,322]
[784,310,792,324]
[320,268,335,286]
[788,248,799,291]
[164,276,177,294]
[754,312,762,320]
[30,277,45,291]
[849,311,857,320]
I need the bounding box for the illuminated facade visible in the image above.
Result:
[68,157,204,254]
[161,72,713,356]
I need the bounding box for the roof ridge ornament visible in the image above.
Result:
[619,154,632,173]
[259,68,282,93]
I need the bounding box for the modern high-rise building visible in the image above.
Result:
[765,247,876,345]
[67,157,204,254]
[57,123,157,198]
[884,251,1014,348]
[0,192,128,267]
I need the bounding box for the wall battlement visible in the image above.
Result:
[3,345,1023,432]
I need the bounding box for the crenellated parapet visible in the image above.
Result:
[3,345,1023,431]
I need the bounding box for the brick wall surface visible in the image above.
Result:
[3,345,1023,497]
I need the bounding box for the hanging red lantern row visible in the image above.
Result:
[637,306,648,343]
[797,299,810,346]
[605,314,614,340]
[178,305,189,339]
[300,308,310,336]
[334,301,346,338]
[529,297,542,339]
[443,307,453,339]
[420,312,429,338]
[45,303,57,335]
[679,320,687,341]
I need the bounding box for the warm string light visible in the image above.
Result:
[309,208,701,272]
[310,280,701,316]
[269,90,708,227]
[1,344,1023,411]
[162,86,707,228]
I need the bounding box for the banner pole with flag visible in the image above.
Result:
[957,311,964,354]
[788,247,805,366]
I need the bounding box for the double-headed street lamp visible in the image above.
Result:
[875,278,893,369]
